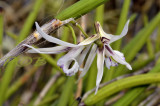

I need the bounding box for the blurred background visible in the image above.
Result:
[0,0,160,106]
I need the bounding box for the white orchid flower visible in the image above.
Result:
[23,22,99,76]
[24,20,132,95]
[94,20,132,93]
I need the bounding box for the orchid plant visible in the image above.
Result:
[23,19,132,94]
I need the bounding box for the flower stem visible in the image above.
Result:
[0,61,16,105]
[84,73,160,105]
[75,23,89,38]
[112,62,160,106]
[66,24,77,44]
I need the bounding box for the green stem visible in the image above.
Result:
[156,25,160,52]
[0,61,16,105]
[37,94,59,106]
[57,76,75,106]
[95,5,104,25]
[111,62,160,105]
[143,14,154,58]
[84,73,160,105]
[66,24,77,44]
[6,31,17,40]
[44,77,65,99]
[75,23,89,38]
[113,87,146,106]
[129,13,137,24]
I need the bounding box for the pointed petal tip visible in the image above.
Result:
[127,19,130,23]
[35,22,39,27]
[127,64,132,70]
[95,85,99,95]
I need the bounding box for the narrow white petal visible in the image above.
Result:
[57,46,84,67]
[112,50,132,70]
[63,58,79,76]
[95,47,105,94]
[78,34,99,46]
[109,20,130,44]
[113,50,124,57]
[24,44,70,54]
[78,44,97,80]
[95,85,99,95]
[35,22,80,47]
[76,45,91,66]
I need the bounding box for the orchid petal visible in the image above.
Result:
[105,57,118,69]
[23,44,70,54]
[104,44,114,56]
[57,46,84,72]
[78,44,97,80]
[35,22,80,47]
[97,22,111,39]
[76,45,91,66]
[113,50,124,57]
[109,20,130,44]
[63,58,79,76]
[112,54,132,70]
[95,46,105,94]
[104,44,132,70]
[78,34,99,46]
[112,50,132,70]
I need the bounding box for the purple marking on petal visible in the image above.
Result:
[105,45,113,55]
[60,65,64,69]
[98,46,104,52]
[101,37,110,44]
[109,57,112,62]
[101,37,110,41]
[56,47,71,54]
[66,71,74,76]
